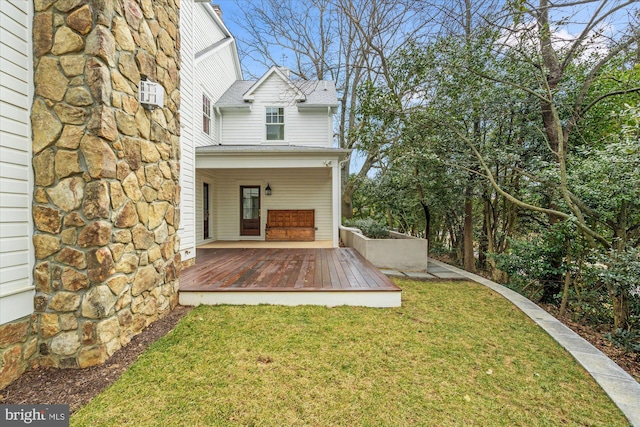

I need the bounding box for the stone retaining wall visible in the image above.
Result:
[0,0,182,389]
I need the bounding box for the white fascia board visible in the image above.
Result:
[231,40,243,79]
[195,37,233,64]
[296,104,339,114]
[202,2,232,38]
[217,104,251,111]
[196,152,347,169]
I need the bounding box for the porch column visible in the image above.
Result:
[332,162,340,247]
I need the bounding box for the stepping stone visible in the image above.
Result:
[380,269,405,278]
[427,266,451,273]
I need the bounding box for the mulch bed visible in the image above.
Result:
[0,305,192,414]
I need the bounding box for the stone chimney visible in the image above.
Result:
[1,0,183,384]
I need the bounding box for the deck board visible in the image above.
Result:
[180,248,400,292]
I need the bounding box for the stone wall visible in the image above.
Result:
[0,318,38,390]
[0,0,182,389]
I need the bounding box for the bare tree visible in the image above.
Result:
[230,0,435,216]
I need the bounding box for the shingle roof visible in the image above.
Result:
[215,79,338,107]
[295,80,338,106]
[214,81,254,107]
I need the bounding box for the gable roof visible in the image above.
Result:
[243,66,306,102]
[215,71,339,109]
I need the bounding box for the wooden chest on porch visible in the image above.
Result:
[265,210,315,241]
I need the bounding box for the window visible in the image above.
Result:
[266,107,284,140]
[203,94,211,135]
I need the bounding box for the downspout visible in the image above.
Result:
[215,106,222,145]
[328,106,332,146]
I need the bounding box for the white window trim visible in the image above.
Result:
[265,106,285,142]
[202,93,212,135]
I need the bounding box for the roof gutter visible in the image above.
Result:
[196,147,352,158]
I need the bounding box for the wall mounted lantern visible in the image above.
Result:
[139,77,164,110]
[265,183,272,196]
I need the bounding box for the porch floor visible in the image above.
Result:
[179,248,401,307]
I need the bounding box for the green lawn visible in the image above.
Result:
[71,280,629,426]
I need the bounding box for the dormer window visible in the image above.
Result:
[203,94,212,135]
[266,107,284,140]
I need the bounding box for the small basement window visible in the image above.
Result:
[266,107,284,140]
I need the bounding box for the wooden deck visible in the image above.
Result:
[179,248,401,307]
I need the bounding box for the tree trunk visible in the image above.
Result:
[414,167,430,241]
[559,269,571,316]
[463,188,475,272]
[342,151,376,219]
[341,160,353,218]
[610,287,630,330]
[559,243,571,316]
[421,202,431,241]
[537,0,564,156]
[479,194,490,271]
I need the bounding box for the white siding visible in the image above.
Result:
[287,109,332,147]
[221,73,332,147]
[0,0,34,324]
[195,46,238,147]
[192,5,226,53]
[200,168,333,243]
[252,73,293,104]
[219,109,262,145]
[178,0,196,261]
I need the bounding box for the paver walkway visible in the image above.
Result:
[381,259,466,280]
[383,258,640,426]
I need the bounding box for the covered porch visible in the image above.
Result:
[179,247,402,307]
[195,145,349,248]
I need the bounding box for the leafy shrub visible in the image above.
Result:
[583,247,640,331]
[343,218,390,239]
[583,247,640,299]
[567,288,614,326]
[493,227,569,302]
[605,328,640,354]
[429,242,457,257]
